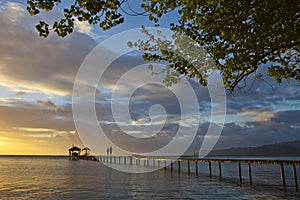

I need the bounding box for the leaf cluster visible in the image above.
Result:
[27,0,125,37]
[27,0,300,92]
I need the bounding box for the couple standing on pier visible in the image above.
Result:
[106,146,113,155]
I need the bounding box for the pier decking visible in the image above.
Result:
[98,155,299,192]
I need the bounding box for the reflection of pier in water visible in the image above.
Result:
[98,155,299,192]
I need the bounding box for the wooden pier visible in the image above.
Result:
[98,155,300,192]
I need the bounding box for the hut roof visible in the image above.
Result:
[69,146,81,151]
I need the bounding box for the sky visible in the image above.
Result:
[0,1,299,155]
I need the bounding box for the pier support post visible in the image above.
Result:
[178,161,181,173]
[124,157,126,165]
[188,161,190,175]
[158,160,160,168]
[119,156,121,164]
[238,162,242,184]
[208,162,212,178]
[164,160,167,170]
[195,162,198,175]
[153,160,156,167]
[218,162,222,180]
[248,163,252,185]
[280,163,286,192]
[171,162,173,172]
[292,164,298,192]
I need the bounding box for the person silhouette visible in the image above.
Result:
[109,146,113,155]
[106,147,109,155]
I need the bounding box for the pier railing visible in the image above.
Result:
[97,155,299,192]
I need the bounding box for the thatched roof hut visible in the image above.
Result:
[68,145,81,160]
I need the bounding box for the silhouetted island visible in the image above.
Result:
[208,140,300,156]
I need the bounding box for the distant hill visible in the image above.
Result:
[208,140,300,156]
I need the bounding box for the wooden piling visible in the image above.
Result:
[164,160,167,170]
[238,162,242,184]
[195,162,198,175]
[208,162,212,178]
[124,157,126,165]
[188,161,190,175]
[280,163,286,192]
[292,164,298,192]
[248,163,252,185]
[178,161,181,173]
[171,162,173,172]
[153,159,156,167]
[218,162,222,180]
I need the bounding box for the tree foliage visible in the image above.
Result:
[27,0,300,92]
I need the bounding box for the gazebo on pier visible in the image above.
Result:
[82,147,91,156]
[68,145,81,160]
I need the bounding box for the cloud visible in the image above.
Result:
[74,18,93,34]
[212,111,300,149]
[0,2,97,97]
[15,91,26,96]
[14,127,75,139]
[239,109,276,122]
[0,102,73,131]
[0,100,83,154]
[1,2,26,21]
[36,99,61,113]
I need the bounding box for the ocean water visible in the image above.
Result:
[0,156,299,199]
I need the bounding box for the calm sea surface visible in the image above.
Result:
[0,156,299,199]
